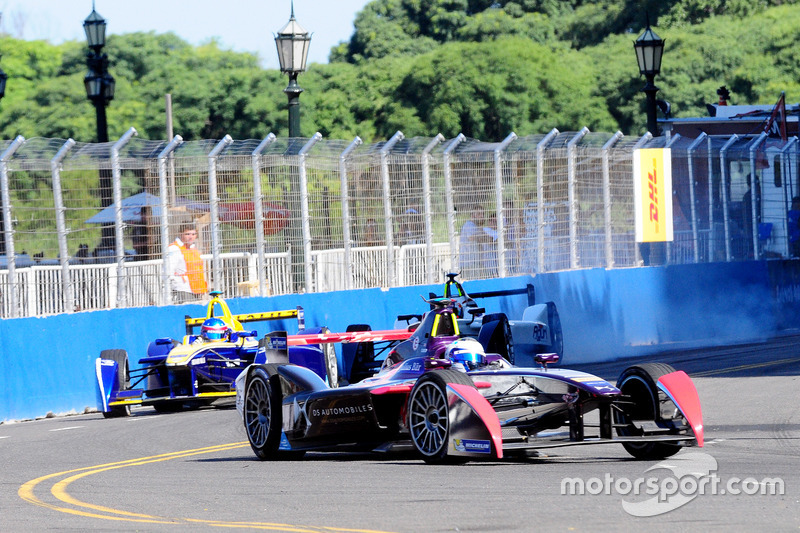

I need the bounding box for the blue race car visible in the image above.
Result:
[415,273,563,365]
[95,291,336,417]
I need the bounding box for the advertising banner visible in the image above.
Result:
[634,148,673,242]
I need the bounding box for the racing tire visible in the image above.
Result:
[547,302,563,362]
[482,313,515,364]
[408,370,475,465]
[152,401,182,414]
[320,327,339,388]
[244,366,305,460]
[614,363,682,460]
[100,349,131,418]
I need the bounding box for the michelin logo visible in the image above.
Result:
[454,439,491,454]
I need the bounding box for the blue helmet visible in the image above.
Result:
[201,318,230,340]
[444,338,486,370]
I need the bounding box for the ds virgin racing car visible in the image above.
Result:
[95,291,337,417]
[236,298,703,464]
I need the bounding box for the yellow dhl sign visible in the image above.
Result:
[634,148,673,243]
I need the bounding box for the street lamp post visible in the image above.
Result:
[633,19,665,136]
[84,6,116,249]
[275,3,311,291]
[0,58,6,256]
[275,3,311,138]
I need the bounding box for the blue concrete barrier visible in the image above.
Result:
[0,261,786,423]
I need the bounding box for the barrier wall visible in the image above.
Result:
[0,261,789,423]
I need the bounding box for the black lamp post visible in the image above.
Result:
[84,7,115,144]
[0,62,7,101]
[275,3,311,138]
[633,19,665,136]
[275,3,311,290]
[0,59,6,256]
[84,6,116,250]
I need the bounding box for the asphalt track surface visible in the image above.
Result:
[2,335,799,532]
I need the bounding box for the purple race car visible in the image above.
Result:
[236,298,704,464]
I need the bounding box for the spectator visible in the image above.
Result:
[397,208,423,245]
[459,204,486,279]
[166,223,208,303]
[741,174,760,259]
[482,213,499,277]
[362,218,380,247]
[502,199,522,274]
[789,196,800,258]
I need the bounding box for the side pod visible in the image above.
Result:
[657,371,704,447]
[447,383,504,459]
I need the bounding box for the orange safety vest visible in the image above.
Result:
[176,241,208,294]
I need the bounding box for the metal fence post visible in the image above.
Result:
[380,131,405,288]
[51,139,77,314]
[208,135,233,293]
[687,133,707,264]
[0,136,25,318]
[707,136,715,262]
[340,136,362,291]
[422,134,444,284]
[158,135,184,305]
[664,134,682,263]
[536,129,558,272]
[443,134,465,272]
[719,135,739,262]
[111,127,137,307]
[748,132,768,260]
[299,132,322,293]
[780,137,799,248]
[252,132,276,296]
[568,127,589,269]
[602,131,623,267]
[495,132,517,277]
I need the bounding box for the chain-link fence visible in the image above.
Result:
[1,128,798,318]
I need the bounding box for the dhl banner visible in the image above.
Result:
[633,148,673,242]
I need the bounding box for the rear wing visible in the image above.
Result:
[185,307,305,335]
[287,328,412,346]
[431,284,535,306]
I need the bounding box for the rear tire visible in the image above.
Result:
[100,349,130,418]
[408,370,475,464]
[547,302,563,361]
[244,366,305,460]
[615,363,682,460]
[481,313,514,364]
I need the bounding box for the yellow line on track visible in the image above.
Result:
[19,441,394,532]
[691,356,800,377]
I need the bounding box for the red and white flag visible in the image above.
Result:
[763,92,788,141]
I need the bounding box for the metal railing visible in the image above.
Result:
[0,129,798,318]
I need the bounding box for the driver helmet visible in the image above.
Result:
[444,338,486,370]
[201,317,230,340]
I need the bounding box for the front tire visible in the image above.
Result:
[615,363,682,460]
[100,349,130,418]
[407,370,475,464]
[320,327,339,388]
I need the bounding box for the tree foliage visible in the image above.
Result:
[0,1,798,143]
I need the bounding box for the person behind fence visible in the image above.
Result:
[167,223,208,302]
[397,208,424,245]
[459,204,486,279]
[789,196,800,258]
